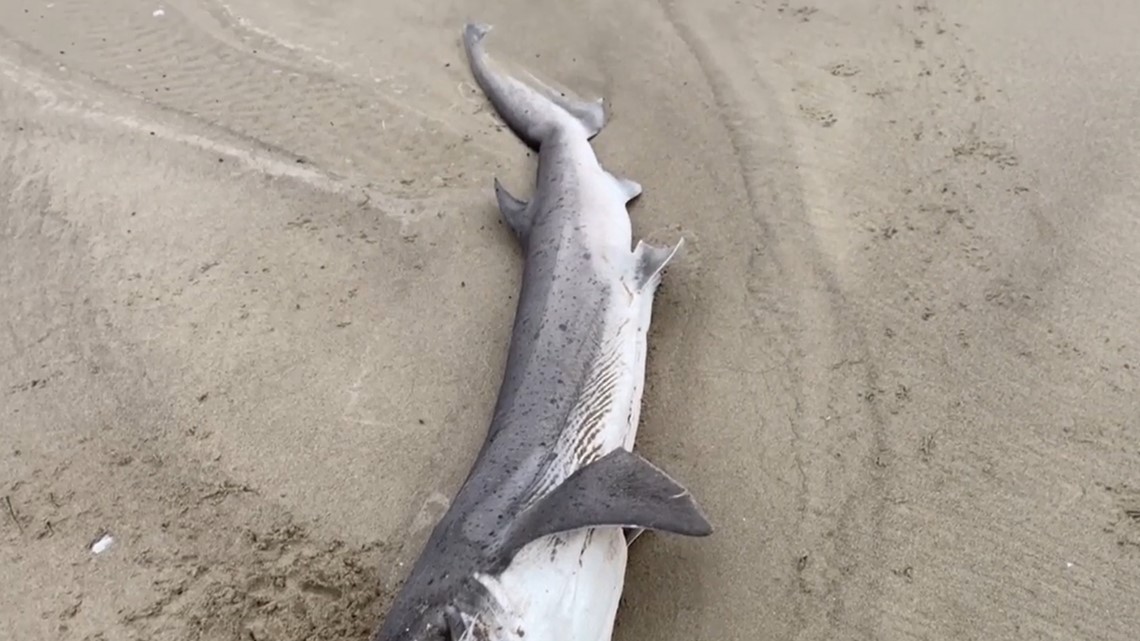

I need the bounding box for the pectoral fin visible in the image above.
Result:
[500,448,711,563]
[444,606,467,641]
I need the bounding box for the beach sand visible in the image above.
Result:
[2,1,1138,639]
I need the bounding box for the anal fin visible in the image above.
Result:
[499,448,712,564]
[607,172,642,204]
[494,177,531,242]
[632,237,684,292]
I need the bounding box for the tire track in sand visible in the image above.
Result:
[650,1,891,639]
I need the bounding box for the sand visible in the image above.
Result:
[2,0,1139,639]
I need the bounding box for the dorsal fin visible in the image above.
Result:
[493,177,531,243]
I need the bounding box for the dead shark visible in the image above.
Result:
[369,22,712,641]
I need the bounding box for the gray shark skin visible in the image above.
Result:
[369,23,712,641]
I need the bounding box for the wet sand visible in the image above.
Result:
[2,1,1139,639]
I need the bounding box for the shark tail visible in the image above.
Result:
[462,22,606,150]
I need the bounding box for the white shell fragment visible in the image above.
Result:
[90,533,114,554]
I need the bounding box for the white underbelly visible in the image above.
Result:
[474,527,629,641]
[465,247,665,641]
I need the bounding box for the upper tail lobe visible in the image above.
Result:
[463,22,607,150]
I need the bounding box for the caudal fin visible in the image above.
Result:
[462,22,606,150]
